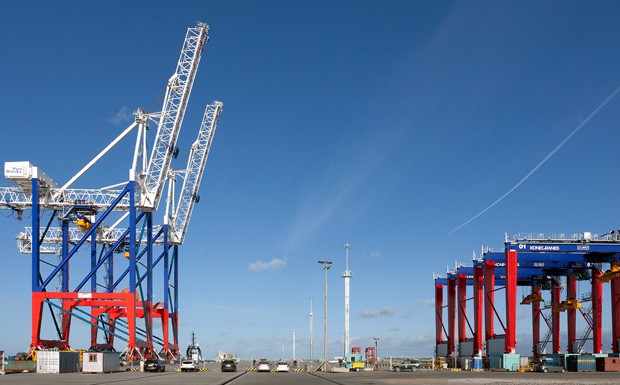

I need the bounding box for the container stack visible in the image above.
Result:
[596,357,620,372]
[566,355,596,372]
[37,351,80,373]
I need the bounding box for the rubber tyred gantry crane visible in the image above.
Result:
[0,22,222,360]
[434,232,620,369]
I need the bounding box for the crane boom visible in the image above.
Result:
[15,101,223,252]
[169,101,223,244]
[142,22,209,210]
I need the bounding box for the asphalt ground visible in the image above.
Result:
[1,369,620,385]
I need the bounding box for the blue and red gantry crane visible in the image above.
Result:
[434,232,620,369]
[0,23,223,360]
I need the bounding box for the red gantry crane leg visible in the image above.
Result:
[592,268,603,354]
[473,263,483,356]
[611,263,620,353]
[566,276,577,353]
[447,277,456,358]
[458,274,467,351]
[551,279,561,354]
[504,250,517,354]
[531,285,541,359]
[435,283,444,347]
[484,260,495,349]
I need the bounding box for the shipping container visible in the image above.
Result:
[82,352,120,373]
[472,357,483,369]
[566,355,596,372]
[502,354,520,371]
[545,353,568,367]
[37,351,80,373]
[596,357,620,372]
[489,355,502,369]
[460,357,470,370]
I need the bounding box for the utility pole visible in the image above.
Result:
[309,298,313,361]
[317,260,332,372]
[342,242,352,357]
[373,336,380,369]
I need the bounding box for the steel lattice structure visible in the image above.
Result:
[0,23,222,360]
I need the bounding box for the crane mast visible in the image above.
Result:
[169,101,223,244]
[142,22,209,210]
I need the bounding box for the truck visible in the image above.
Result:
[345,353,365,371]
[393,358,420,372]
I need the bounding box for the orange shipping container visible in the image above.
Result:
[596,357,620,372]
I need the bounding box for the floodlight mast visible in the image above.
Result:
[317,260,332,372]
[342,242,352,357]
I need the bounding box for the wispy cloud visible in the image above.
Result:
[359,306,396,318]
[285,125,403,252]
[370,250,382,258]
[248,258,286,272]
[417,298,435,306]
[109,106,133,125]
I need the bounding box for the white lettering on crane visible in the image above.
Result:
[529,245,560,251]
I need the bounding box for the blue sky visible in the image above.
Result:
[2,0,620,360]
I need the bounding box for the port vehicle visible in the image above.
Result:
[221,359,237,372]
[144,359,166,372]
[257,361,271,372]
[181,359,198,372]
[536,361,565,373]
[276,362,290,372]
[345,353,365,371]
[394,359,420,371]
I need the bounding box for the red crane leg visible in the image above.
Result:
[458,274,467,344]
[484,261,495,347]
[532,285,541,359]
[473,265,483,356]
[448,277,456,357]
[566,276,577,353]
[505,250,517,354]
[611,263,620,353]
[592,268,603,354]
[551,279,561,354]
[30,292,45,349]
[435,283,444,346]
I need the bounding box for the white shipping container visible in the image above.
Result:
[82,352,120,373]
[37,351,80,373]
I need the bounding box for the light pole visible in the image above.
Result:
[342,242,352,357]
[309,298,313,361]
[373,337,380,369]
[317,260,332,371]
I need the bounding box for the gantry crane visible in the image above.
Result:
[0,22,221,360]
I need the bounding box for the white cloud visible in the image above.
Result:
[109,106,132,125]
[359,306,396,318]
[370,250,382,258]
[417,298,435,306]
[248,258,286,272]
